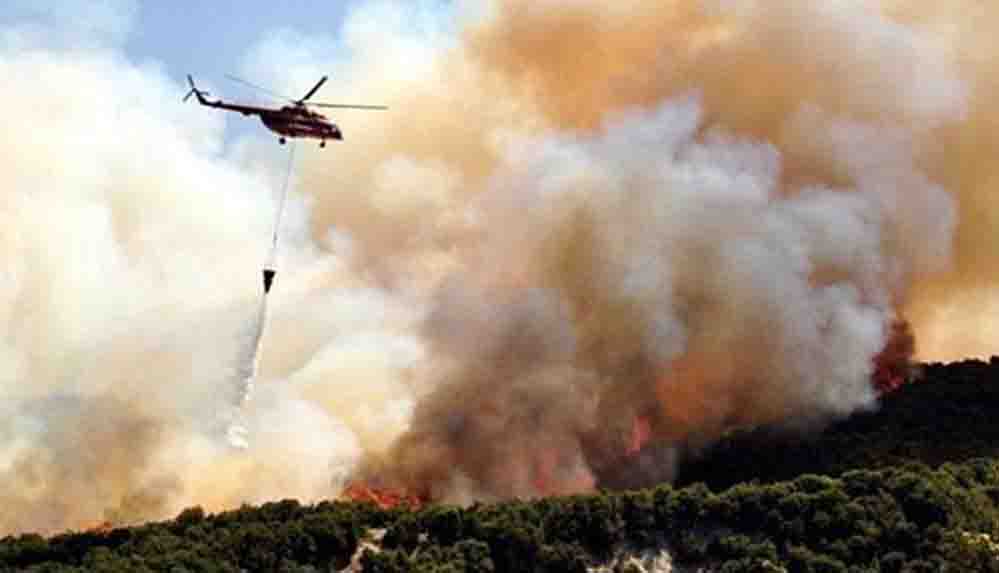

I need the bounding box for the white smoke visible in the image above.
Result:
[0,4,416,533]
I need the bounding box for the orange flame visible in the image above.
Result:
[341,482,428,510]
[872,319,916,395]
[627,416,653,456]
[80,520,113,534]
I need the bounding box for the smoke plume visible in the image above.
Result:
[1,0,996,533]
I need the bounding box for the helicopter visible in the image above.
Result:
[183,74,387,147]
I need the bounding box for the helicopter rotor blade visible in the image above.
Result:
[224,74,293,102]
[298,76,328,103]
[308,102,388,110]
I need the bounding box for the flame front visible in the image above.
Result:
[341,483,427,511]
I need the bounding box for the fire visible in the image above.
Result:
[530,449,559,494]
[872,320,916,395]
[80,520,113,534]
[527,447,595,497]
[341,482,428,510]
[627,416,653,456]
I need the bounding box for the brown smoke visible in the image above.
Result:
[896,4,999,359]
[0,396,178,533]
[467,0,999,362]
[338,0,990,499]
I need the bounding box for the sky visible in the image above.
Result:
[127,3,350,80]
[1,0,451,141]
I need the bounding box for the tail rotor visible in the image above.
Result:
[183,74,210,103]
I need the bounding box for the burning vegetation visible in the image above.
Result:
[341,482,428,511]
[341,318,919,507]
[872,320,918,395]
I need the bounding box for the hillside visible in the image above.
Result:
[3,358,999,572]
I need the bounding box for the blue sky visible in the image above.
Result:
[3,1,351,78]
[2,0,455,140]
[127,3,351,85]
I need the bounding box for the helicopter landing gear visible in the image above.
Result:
[279,137,286,145]
[320,140,326,148]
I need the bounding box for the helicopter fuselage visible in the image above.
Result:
[258,107,342,142]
